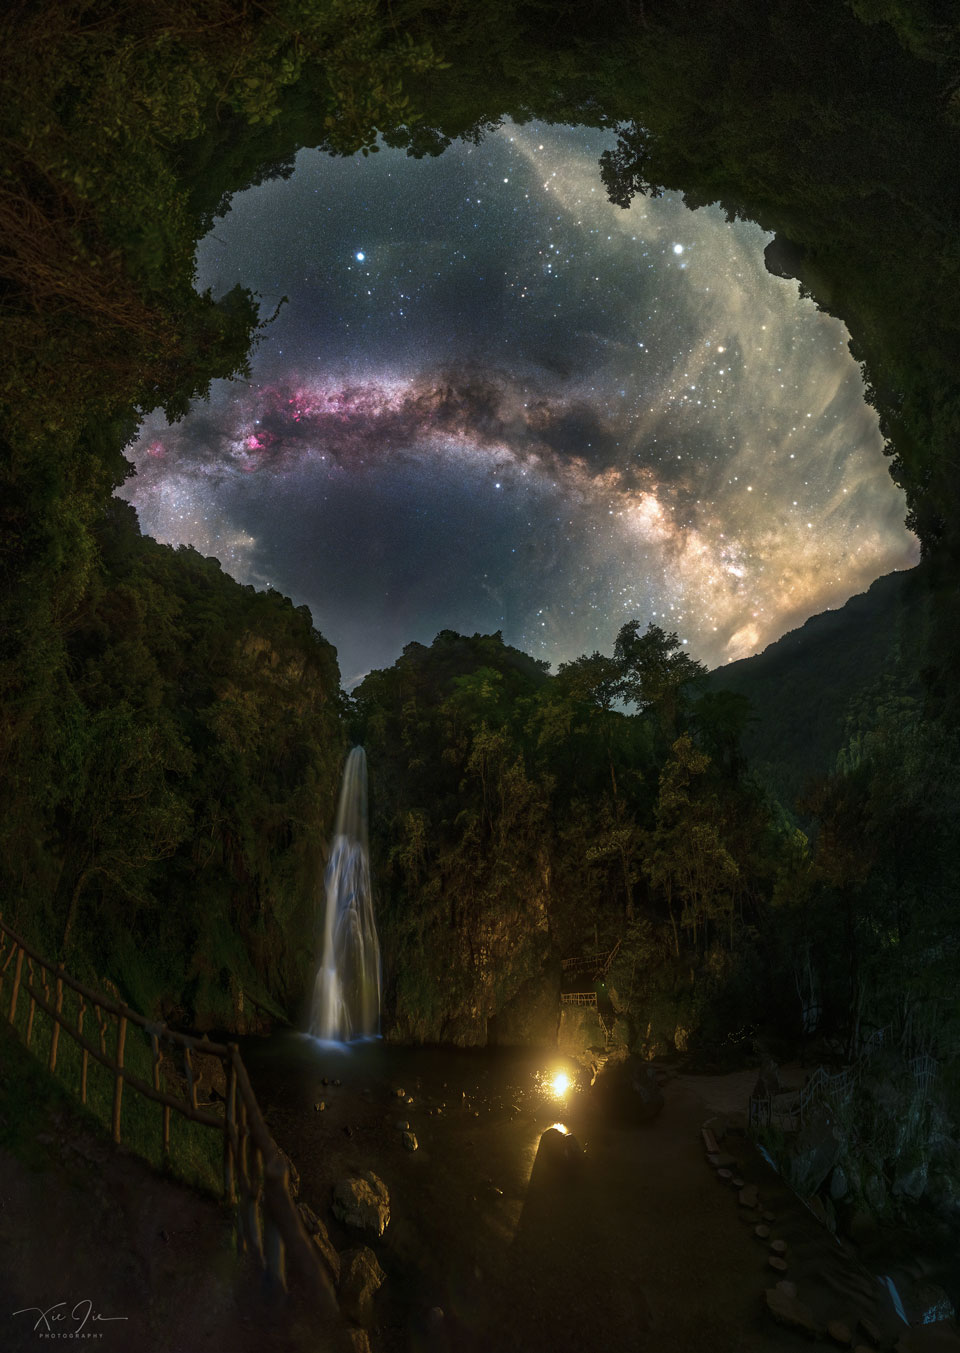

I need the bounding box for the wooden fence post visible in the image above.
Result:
[183,1046,197,1110]
[49,973,64,1073]
[112,1015,127,1144]
[78,998,88,1104]
[224,1055,237,1205]
[8,945,23,1023]
[0,937,17,1002]
[245,1143,264,1265]
[25,958,36,1047]
[263,1153,290,1291]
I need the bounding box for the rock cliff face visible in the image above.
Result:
[382,872,557,1048]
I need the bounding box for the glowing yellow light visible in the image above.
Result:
[551,1072,570,1097]
[549,1122,569,1135]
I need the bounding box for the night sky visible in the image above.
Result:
[121,123,918,688]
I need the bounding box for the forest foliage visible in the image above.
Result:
[1,1,959,1054]
[353,621,960,1059]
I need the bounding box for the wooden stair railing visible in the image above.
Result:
[0,916,335,1307]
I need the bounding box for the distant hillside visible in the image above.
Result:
[707,568,925,807]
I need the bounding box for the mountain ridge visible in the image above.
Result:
[707,567,923,805]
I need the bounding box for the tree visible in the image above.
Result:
[614,622,707,739]
[643,735,738,955]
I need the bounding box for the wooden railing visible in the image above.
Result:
[560,991,598,1007]
[561,937,622,978]
[749,1036,940,1133]
[910,1053,939,1097]
[0,917,335,1308]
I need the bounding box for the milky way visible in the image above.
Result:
[122,123,918,686]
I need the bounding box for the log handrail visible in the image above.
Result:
[561,936,622,976]
[0,915,337,1308]
[0,918,229,1055]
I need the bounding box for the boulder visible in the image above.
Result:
[830,1164,849,1201]
[927,1166,960,1221]
[914,1283,955,1325]
[332,1172,391,1237]
[787,1106,843,1196]
[533,1126,583,1175]
[339,1247,385,1327]
[402,1131,418,1152]
[893,1159,928,1201]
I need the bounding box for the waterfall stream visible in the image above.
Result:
[310,747,381,1041]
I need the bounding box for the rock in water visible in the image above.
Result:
[402,1131,418,1152]
[332,1172,391,1237]
[339,1247,385,1327]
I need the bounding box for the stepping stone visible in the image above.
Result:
[768,1256,789,1273]
[764,1287,821,1339]
[776,1280,797,1299]
[711,1154,737,1169]
[732,1176,745,1189]
[739,1184,760,1208]
[769,1239,788,1256]
[762,1210,777,1222]
[717,1168,733,1182]
[702,1127,720,1154]
[754,1225,771,1240]
[827,1319,853,1347]
[857,1318,881,1348]
[739,1209,761,1224]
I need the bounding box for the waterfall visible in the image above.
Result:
[309,747,381,1041]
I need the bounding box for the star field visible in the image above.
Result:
[121,123,918,686]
